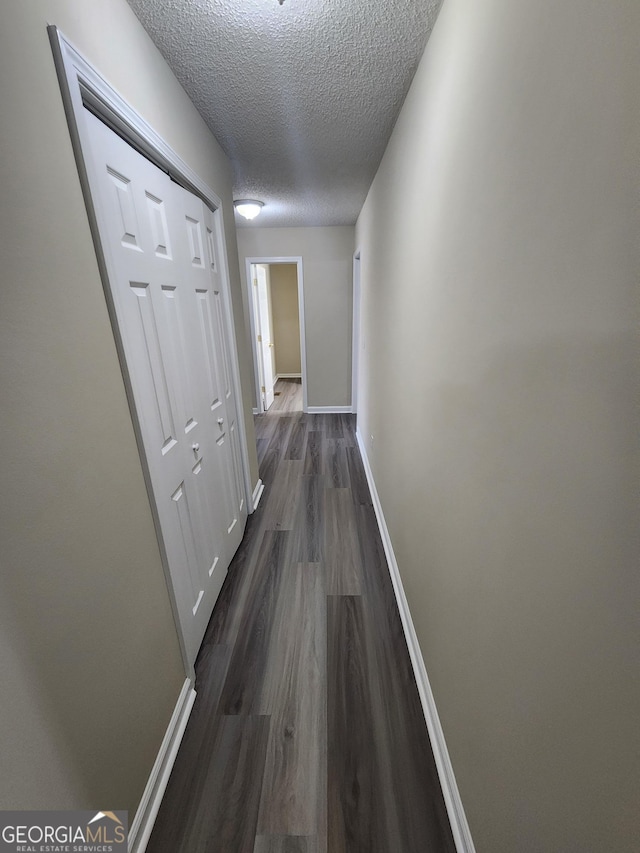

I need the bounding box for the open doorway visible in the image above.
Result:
[246,257,307,414]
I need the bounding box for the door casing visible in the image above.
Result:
[252,264,276,410]
[245,256,307,414]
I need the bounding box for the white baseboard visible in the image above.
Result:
[129,678,197,853]
[355,429,475,853]
[251,478,265,511]
[275,373,302,380]
[306,405,353,414]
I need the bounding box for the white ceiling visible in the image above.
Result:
[126,0,443,227]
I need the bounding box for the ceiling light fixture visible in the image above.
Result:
[234,200,264,220]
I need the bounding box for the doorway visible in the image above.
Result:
[246,257,307,413]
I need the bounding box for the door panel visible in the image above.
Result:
[204,201,246,522]
[170,480,205,616]
[195,290,224,415]
[145,191,172,258]
[128,282,178,455]
[213,284,245,518]
[84,109,246,664]
[107,167,143,251]
[172,183,244,564]
[255,264,275,410]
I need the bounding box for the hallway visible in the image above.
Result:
[147,399,455,852]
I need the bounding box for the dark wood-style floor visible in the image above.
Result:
[268,376,303,413]
[147,378,455,852]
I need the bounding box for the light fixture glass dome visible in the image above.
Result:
[234,199,264,220]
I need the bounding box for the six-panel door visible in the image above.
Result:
[84,110,247,664]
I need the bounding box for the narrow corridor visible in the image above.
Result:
[147,385,455,852]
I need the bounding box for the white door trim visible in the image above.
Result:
[248,265,266,413]
[351,251,361,414]
[49,26,255,674]
[253,264,276,410]
[245,257,307,413]
[306,406,353,414]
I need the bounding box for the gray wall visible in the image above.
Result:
[355,0,639,850]
[0,0,257,814]
[237,226,354,408]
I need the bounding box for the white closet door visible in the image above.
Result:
[84,109,246,664]
[172,183,244,568]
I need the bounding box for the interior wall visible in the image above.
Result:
[0,0,257,815]
[237,226,354,408]
[269,264,301,376]
[355,0,639,850]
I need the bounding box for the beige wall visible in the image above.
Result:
[355,0,639,850]
[237,226,354,408]
[269,264,301,376]
[0,0,257,814]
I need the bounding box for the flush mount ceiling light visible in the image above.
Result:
[233,200,264,220]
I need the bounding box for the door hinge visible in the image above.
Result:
[257,334,262,342]
[253,278,258,286]
[261,385,266,392]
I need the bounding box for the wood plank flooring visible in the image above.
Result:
[269,377,303,413]
[147,383,455,853]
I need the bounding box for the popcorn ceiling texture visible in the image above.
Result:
[126,0,443,227]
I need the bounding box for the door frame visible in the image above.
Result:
[251,263,276,411]
[49,27,255,674]
[245,256,308,413]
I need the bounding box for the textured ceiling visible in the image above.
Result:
[126,0,443,227]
